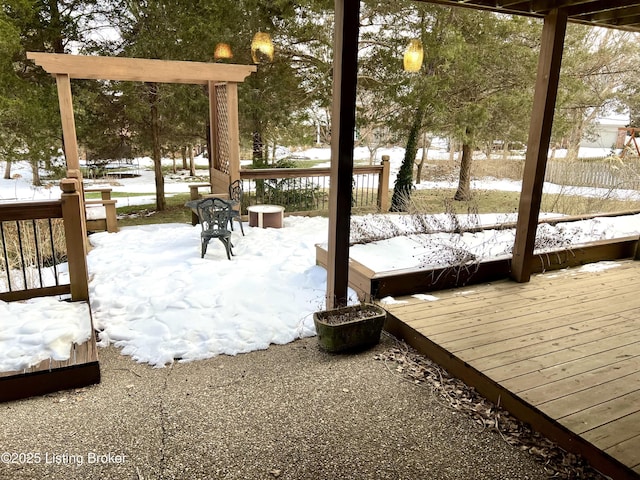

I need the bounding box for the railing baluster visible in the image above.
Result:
[48,219,60,287]
[0,222,12,292]
[371,172,374,204]
[33,220,44,288]
[322,176,328,209]
[16,221,28,290]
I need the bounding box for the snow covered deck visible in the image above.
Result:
[383,259,640,480]
[0,301,100,403]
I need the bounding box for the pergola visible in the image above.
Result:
[327,1,640,308]
[26,52,256,191]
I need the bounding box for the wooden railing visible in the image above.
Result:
[239,156,391,214]
[188,156,391,218]
[0,178,89,302]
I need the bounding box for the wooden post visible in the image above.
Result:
[66,168,88,237]
[378,155,390,212]
[511,9,567,283]
[226,82,241,185]
[103,201,118,233]
[60,178,89,301]
[208,80,219,175]
[326,0,360,309]
[55,74,80,172]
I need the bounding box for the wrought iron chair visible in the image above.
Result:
[196,197,234,260]
[228,179,245,236]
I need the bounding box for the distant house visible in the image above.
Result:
[581,115,628,150]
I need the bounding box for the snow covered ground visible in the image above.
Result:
[0,298,91,372]
[1,145,639,371]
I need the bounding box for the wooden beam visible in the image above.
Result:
[27,52,256,84]
[511,9,568,283]
[0,361,100,403]
[239,165,383,180]
[226,83,241,185]
[55,74,81,171]
[0,285,71,302]
[316,236,639,300]
[0,200,62,221]
[326,0,361,309]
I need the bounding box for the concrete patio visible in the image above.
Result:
[0,335,562,480]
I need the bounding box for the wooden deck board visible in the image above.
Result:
[502,348,639,393]
[539,371,640,418]
[382,259,640,480]
[605,434,640,473]
[470,320,640,369]
[407,280,638,331]
[518,356,640,406]
[399,280,639,336]
[582,411,640,451]
[484,327,640,382]
[560,390,640,434]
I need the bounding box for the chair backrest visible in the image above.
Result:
[196,197,232,233]
[229,179,243,204]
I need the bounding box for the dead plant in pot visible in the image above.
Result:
[313,301,387,353]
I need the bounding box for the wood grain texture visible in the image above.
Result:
[383,260,640,479]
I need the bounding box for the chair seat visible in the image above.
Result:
[202,228,232,241]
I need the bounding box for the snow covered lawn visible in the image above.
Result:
[86,216,330,367]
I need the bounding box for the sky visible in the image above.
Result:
[1,145,639,372]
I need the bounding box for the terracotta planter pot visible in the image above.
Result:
[313,303,386,353]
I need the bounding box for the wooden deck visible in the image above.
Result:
[382,259,640,480]
[0,308,100,403]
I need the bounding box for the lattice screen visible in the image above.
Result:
[215,83,230,175]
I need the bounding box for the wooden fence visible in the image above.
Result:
[545,159,640,190]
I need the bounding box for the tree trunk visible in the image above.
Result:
[390,104,425,212]
[181,146,188,170]
[149,83,166,211]
[189,145,195,176]
[31,160,41,186]
[3,159,11,179]
[567,108,599,161]
[454,142,473,201]
[484,143,492,160]
[502,141,509,161]
[415,132,430,185]
[252,114,265,168]
[566,127,582,161]
[171,150,177,174]
[253,116,266,198]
